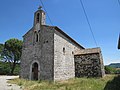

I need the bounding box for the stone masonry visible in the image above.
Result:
[20,7,105,81]
[74,48,105,77]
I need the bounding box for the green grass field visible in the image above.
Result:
[8,75,120,90]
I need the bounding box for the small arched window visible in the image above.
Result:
[36,13,39,23]
[72,51,74,55]
[34,32,39,42]
[63,47,65,54]
[36,34,39,42]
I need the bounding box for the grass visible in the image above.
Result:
[8,75,120,90]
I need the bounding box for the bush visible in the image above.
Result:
[0,62,10,75]
[104,66,120,74]
[14,64,20,75]
[115,69,120,74]
[104,66,116,74]
[0,61,20,75]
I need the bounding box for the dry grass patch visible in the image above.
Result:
[8,75,120,90]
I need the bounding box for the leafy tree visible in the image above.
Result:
[1,38,23,74]
[0,44,4,52]
[0,44,4,59]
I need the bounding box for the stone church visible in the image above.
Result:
[20,7,105,81]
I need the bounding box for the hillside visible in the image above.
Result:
[8,75,120,90]
[108,63,120,68]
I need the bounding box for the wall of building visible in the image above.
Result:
[74,48,105,77]
[40,26,54,80]
[54,29,83,81]
[20,28,34,79]
[20,26,54,80]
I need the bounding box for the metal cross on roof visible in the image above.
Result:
[38,6,42,10]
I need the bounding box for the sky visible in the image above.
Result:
[0,0,120,65]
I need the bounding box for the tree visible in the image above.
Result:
[0,44,4,59]
[1,38,23,74]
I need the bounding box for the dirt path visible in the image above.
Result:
[0,76,22,90]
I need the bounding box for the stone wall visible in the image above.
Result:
[40,26,54,80]
[20,28,34,79]
[54,28,84,81]
[20,25,54,80]
[74,48,105,78]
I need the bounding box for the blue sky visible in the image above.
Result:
[0,0,120,65]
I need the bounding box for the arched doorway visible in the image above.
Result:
[32,62,38,80]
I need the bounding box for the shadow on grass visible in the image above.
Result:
[104,75,120,90]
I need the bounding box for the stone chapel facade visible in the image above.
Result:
[20,7,105,81]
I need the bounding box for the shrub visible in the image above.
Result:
[104,66,116,74]
[0,61,20,75]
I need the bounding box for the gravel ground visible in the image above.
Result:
[0,76,22,90]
